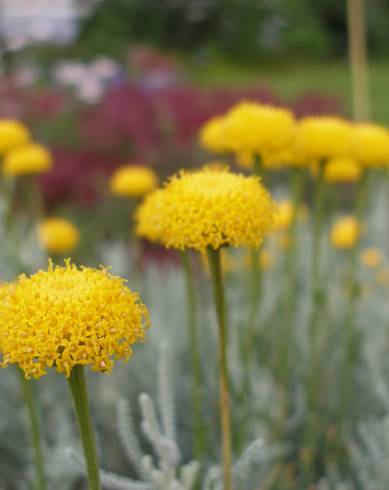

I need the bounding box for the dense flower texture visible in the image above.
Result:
[324,157,362,183]
[3,143,53,176]
[330,216,360,249]
[295,116,353,164]
[0,119,31,154]
[199,102,295,168]
[0,261,149,378]
[38,218,80,253]
[110,165,158,198]
[353,123,389,167]
[136,167,276,251]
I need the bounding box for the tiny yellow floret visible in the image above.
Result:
[110,165,158,198]
[38,218,80,253]
[324,157,362,183]
[0,261,149,378]
[3,143,52,176]
[330,216,360,249]
[136,167,277,251]
[0,119,31,154]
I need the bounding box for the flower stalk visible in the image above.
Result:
[17,368,46,490]
[180,250,204,459]
[67,365,102,490]
[207,247,233,490]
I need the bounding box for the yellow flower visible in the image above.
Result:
[361,248,381,268]
[199,116,228,154]
[38,218,80,254]
[135,189,166,244]
[0,261,149,379]
[330,216,360,249]
[136,167,276,251]
[324,157,362,183]
[3,143,52,176]
[275,200,294,230]
[353,123,389,167]
[222,101,295,162]
[0,119,31,154]
[295,116,353,164]
[110,165,158,198]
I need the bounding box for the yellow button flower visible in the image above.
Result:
[330,216,360,249]
[0,261,149,379]
[136,167,276,251]
[110,165,158,198]
[199,116,228,154]
[0,119,31,154]
[295,116,353,164]
[361,248,381,268]
[353,123,389,167]
[324,157,362,183]
[222,101,296,160]
[3,143,53,176]
[275,200,294,230]
[38,218,80,254]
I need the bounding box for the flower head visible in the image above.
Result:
[222,101,295,161]
[353,123,389,167]
[38,218,80,253]
[136,167,276,251]
[295,116,353,164]
[199,102,296,167]
[0,261,149,378]
[0,119,31,154]
[110,165,158,198]
[199,116,228,154]
[3,143,53,176]
[330,216,360,249]
[274,200,294,230]
[324,157,362,183]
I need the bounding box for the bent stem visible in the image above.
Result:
[180,250,204,459]
[17,368,46,490]
[207,247,233,490]
[67,365,102,490]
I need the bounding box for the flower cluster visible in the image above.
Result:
[200,104,389,173]
[136,167,277,251]
[0,261,149,379]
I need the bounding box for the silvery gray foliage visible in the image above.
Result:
[94,343,281,490]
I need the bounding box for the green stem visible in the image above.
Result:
[17,368,46,490]
[245,154,263,382]
[207,247,233,490]
[280,168,306,382]
[67,366,102,490]
[180,250,204,459]
[304,161,328,463]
